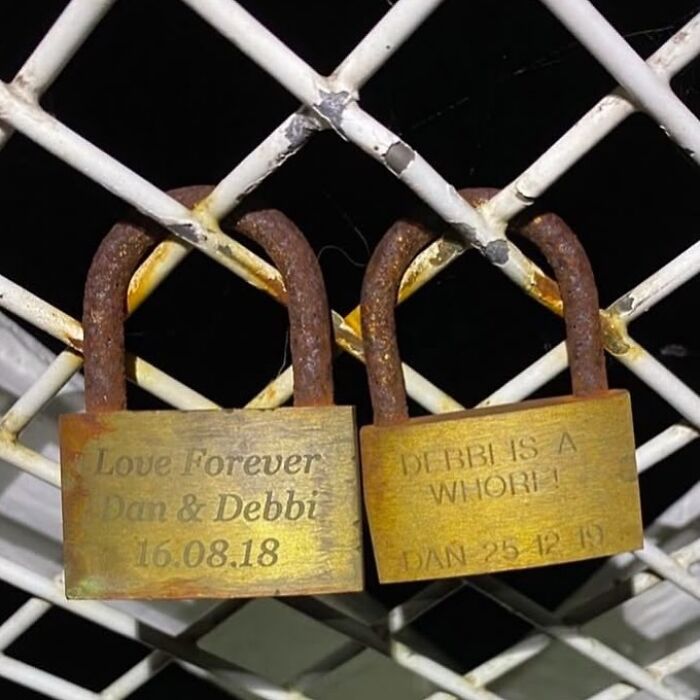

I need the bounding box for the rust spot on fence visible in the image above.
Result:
[600,310,640,358]
[398,237,464,303]
[253,269,287,304]
[66,335,83,352]
[214,243,287,304]
[127,240,172,311]
[344,306,363,337]
[528,269,563,315]
[250,381,287,408]
[333,313,365,360]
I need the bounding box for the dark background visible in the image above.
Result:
[0,1,698,697]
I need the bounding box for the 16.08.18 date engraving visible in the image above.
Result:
[135,537,280,569]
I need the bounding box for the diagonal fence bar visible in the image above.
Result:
[0,598,52,651]
[99,651,173,700]
[0,349,83,437]
[467,578,693,700]
[0,558,316,700]
[539,0,700,162]
[584,640,700,700]
[0,655,100,700]
[486,13,700,223]
[0,0,116,148]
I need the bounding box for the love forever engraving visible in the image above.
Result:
[60,407,363,598]
[94,448,322,525]
[87,447,325,570]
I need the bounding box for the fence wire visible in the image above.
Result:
[0,0,698,699]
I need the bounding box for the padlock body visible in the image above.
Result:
[361,390,642,583]
[60,406,362,598]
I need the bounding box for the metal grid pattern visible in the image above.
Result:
[0,0,698,698]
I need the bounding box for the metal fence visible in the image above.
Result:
[0,0,698,698]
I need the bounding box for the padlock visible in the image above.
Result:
[60,186,363,599]
[360,188,643,583]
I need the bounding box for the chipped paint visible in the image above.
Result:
[284,110,322,148]
[384,141,415,174]
[451,186,497,248]
[127,239,176,312]
[314,90,352,129]
[223,252,287,303]
[515,188,536,205]
[66,335,83,352]
[333,317,365,362]
[216,243,235,260]
[343,307,363,337]
[0,7,696,677]
[246,267,287,303]
[168,220,205,245]
[246,375,290,409]
[614,293,636,315]
[398,237,465,302]
[600,310,637,357]
[485,239,509,265]
[192,196,290,304]
[191,199,220,229]
[528,269,563,315]
[10,73,38,101]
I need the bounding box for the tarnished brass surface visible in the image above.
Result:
[361,391,642,583]
[60,406,362,598]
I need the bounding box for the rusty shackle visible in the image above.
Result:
[83,185,334,412]
[361,187,607,426]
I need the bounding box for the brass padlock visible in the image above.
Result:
[60,186,363,599]
[360,188,643,584]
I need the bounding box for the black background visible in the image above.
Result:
[0,1,698,697]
